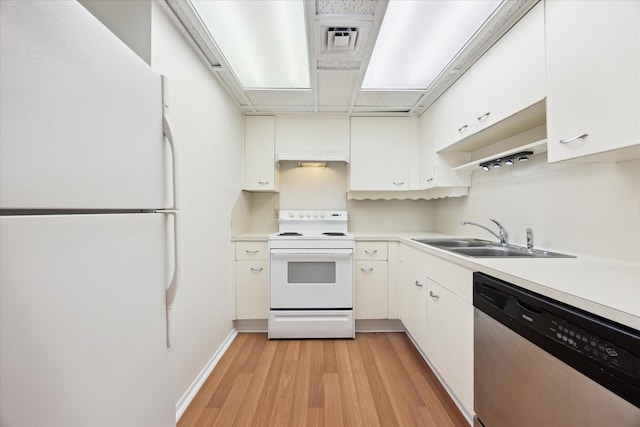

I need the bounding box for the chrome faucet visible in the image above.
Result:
[461,218,509,246]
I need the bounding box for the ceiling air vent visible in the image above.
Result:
[327,27,358,52]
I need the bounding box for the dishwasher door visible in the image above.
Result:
[474,309,640,427]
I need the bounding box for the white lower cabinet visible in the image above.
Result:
[425,278,473,415]
[235,260,268,319]
[399,260,428,352]
[355,261,388,319]
[234,241,269,319]
[398,243,474,419]
[355,241,389,319]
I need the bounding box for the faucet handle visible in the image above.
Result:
[526,228,534,251]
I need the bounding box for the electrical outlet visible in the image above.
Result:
[273,208,279,218]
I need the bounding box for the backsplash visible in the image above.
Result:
[436,156,640,263]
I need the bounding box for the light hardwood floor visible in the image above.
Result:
[178,332,468,427]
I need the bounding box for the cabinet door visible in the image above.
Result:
[350,117,410,191]
[355,261,388,319]
[235,260,268,319]
[423,3,545,153]
[398,261,427,351]
[426,279,473,415]
[546,1,640,162]
[244,116,277,191]
[466,2,545,135]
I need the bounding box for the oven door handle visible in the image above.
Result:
[270,249,353,258]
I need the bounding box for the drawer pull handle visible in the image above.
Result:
[559,133,588,144]
[258,181,270,185]
[429,291,440,300]
[245,249,259,254]
[250,267,264,272]
[477,112,491,121]
[415,281,423,288]
[360,267,374,273]
[393,181,404,186]
[364,249,378,255]
[458,124,468,133]
[426,178,434,182]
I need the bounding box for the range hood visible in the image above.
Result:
[275,151,350,164]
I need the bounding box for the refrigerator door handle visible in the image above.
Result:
[156,209,180,347]
[162,75,179,210]
[160,76,180,347]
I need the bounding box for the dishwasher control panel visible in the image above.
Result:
[547,318,636,378]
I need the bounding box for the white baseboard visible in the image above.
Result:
[175,328,238,421]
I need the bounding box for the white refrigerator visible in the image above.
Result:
[1,1,178,425]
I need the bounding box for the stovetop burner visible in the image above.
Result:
[278,232,302,236]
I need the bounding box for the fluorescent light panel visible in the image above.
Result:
[362,0,502,90]
[191,0,310,89]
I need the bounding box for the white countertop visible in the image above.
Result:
[232,231,640,330]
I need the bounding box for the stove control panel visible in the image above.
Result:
[279,210,348,221]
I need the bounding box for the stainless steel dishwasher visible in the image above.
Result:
[473,272,640,427]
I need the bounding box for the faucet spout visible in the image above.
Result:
[461,219,509,245]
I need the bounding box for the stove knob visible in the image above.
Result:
[319,213,326,218]
[288,212,295,218]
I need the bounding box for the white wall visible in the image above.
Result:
[435,155,640,263]
[79,0,152,64]
[150,1,243,408]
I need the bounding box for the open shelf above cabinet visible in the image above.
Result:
[452,139,547,173]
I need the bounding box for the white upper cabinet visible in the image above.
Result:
[244,116,278,191]
[350,117,411,191]
[546,1,640,163]
[426,2,545,153]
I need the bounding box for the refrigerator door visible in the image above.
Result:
[0,214,175,426]
[0,1,168,209]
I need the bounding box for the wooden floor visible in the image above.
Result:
[178,332,468,427]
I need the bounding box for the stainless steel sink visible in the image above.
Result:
[412,238,494,248]
[412,238,575,258]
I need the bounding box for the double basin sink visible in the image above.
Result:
[412,238,575,258]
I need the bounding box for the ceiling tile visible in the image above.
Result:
[317,70,358,107]
[355,90,423,107]
[315,0,377,16]
[246,90,314,107]
[317,59,361,70]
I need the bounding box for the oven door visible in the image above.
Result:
[270,248,353,309]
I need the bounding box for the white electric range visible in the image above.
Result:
[268,210,355,339]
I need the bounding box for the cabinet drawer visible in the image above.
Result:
[235,242,268,260]
[355,242,388,260]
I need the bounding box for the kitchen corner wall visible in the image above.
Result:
[435,156,640,263]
